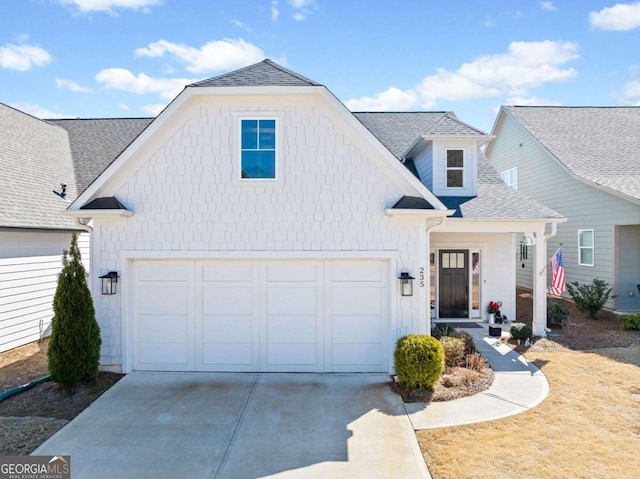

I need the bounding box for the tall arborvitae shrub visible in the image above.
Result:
[48,233,101,389]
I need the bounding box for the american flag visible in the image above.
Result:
[550,248,565,296]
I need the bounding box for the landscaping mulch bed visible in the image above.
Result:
[0,339,123,455]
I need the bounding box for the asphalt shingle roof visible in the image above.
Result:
[189,58,322,88]
[504,106,640,202]
[0,103,79,230]
[48,118,153,193]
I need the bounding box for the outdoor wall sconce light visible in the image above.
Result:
[100,271,118,295]
[398,272,415,297]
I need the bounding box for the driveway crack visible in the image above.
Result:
[211,374,260,479]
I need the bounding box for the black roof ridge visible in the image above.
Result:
[260,58,321,86]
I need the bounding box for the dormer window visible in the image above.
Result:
[446,149,464,188]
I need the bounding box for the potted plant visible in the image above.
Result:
[487,301,501,324]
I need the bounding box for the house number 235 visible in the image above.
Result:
[419,267,425,288]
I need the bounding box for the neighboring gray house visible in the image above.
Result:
[487,106,640,312]
[0,104,151,353]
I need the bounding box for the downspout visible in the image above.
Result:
[544,221,558,243]
[74,217,94,296]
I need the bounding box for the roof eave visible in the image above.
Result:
[384,209,454,218]
[66,209,134,218]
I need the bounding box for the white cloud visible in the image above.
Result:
[117,103,130,111]
[417,40,578,106]
[271,1,280,21]
[56,0,161,13]
[539,1,557,11]
[346,40,578,111]
[95,68,196,100]
[134,38,265,73]
[589,2,640,31]
[613,80,640,105]
[141,103,166,115]
[346,87,418,111]
[55,78,92,92]
[10,102,74,119]
[505,96,563,106]
[230,19,253,33]
[289,0,313,21]
[0,43,52,71]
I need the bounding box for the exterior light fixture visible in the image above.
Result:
[99,271,118,295]
[398,272,415,297]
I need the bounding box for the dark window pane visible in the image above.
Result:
[241,150,275,179]
[447,170,463,187]
[241,120,258,149]
[447,150,464,168]
[258,120,276,149]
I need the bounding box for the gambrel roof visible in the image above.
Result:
[498,106,640,203]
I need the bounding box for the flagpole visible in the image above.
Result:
[539,242,563,275]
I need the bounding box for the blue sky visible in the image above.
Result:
[1,0,640,132]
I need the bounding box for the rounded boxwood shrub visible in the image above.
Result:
[394,334,445,389]
[440,336,465,367]
[622,313,640,331]
[510,322,533,341]
[547,300,569,327]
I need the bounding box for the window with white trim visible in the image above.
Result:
[240,119,276,179]
[446,149,464,188]
[578,229,594,266]
[501,167,518,190]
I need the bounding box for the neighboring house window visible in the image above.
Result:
[578,229,594,266]
[446,149,464,188]
[501,167,518,190]
[241,119,276,179]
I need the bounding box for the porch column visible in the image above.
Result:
[532,226,547,336]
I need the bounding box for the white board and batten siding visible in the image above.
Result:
[132,259,389,373]
[0,229,91,353]
[489,115,640,309]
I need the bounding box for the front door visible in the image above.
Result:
[439,250,469,318]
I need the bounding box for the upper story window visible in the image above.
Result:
[502,167,518,190]
[578,229,594,266]
[241,119,276,179]
[446,149,464,188]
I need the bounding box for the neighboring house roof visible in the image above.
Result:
[441,155,564,219]
[498,106,640,203]
[48,118,153,193]
[189,58,322,88]
[0,102,80,230]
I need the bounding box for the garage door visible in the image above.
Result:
[132,260,389,372]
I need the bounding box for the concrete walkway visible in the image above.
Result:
[34,373,430,479]
[405,323,549,429]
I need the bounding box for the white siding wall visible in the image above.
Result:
[432,232,515,321]
[617,225,640,311]
[91,99,424,368]
[0,229,90,353]
[489,115,640,308]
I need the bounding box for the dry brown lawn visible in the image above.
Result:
[419,290,640,479]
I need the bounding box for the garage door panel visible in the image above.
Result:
[138,286,188,315]
[137,342,190,368]
[331,287,383,316]
[266,263,317,282]
[137,314,189,343]
[202,286,253,315]
[331,343,383,367]
[267,316,317,343]
[202,263,253,282]
[330,261,384,282]
[267,344,318,365]
[267,287,317,315]
[202,344,253,365]
[202,316,252,343]
[137,263,190,282]
[331,315,383,342]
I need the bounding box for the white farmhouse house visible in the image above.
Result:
[64,60,563,373]
[488,106,640,312]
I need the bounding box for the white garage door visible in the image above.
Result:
[132,260,389,372]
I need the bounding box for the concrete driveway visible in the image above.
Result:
[34,373,429,478]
